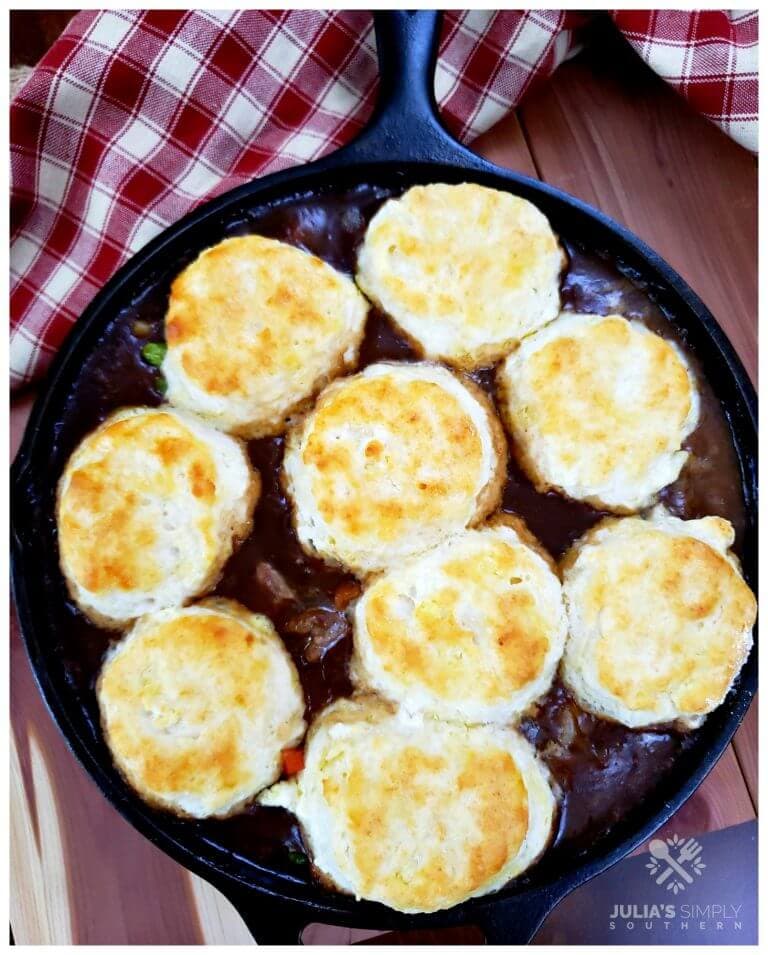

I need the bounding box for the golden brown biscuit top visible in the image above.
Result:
[97,599,307,817]
[297,366,495,550]
[166,235,359,398]
[58,410,217,595]
[360,527,559,708]
[356,183,563,367]
[367,187,552,319]
[101,610,268,800]
[524,318,691,452]
[574,520,756,715]
[499,313,698,510]
[258,697,556,912]
[319,729,528,912]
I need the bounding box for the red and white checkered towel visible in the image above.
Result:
[10,10,757,390]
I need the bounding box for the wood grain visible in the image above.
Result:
[11,616,204,945]
[11,719,73,944]
[472,112,538,178]
[733,696,758,809]
[11,25,757,944]
[517,27,757,380]
[189,875,253,945]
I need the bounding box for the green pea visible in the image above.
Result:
[155,374,168,396]
[287,850,308,865]
[141,341,167,367]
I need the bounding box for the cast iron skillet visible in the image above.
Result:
[11,11,757,944]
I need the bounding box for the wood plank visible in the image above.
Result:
[518,29,757,380]
[472,111,538,177]
[696,740,755,830]
[188,873,253,945]
[10,613,206,945]
[629,744,755,857]
[733,697,758,809]
[10,720,73,945]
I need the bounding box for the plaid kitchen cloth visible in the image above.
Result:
[10,9,758,390]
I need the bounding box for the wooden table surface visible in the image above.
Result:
[11,18,757,946]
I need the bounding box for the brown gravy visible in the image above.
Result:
[50,184,746,881]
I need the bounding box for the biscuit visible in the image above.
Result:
[57,406,258,628]
[259,697,556,913]
[497,312,699,512]
[561,507,756,729]
[356,183,564,368]
[98,599,306,817]
[352,518,566,722]
[163,236,369,437]
[283,361,506,576]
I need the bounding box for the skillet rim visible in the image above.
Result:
[10,153,757,938]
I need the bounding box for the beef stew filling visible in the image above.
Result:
[49,184,746,876]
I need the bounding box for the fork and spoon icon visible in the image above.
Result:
[649,838,703,885]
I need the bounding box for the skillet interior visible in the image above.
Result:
[11,13,757,944]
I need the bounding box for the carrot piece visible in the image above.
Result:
[282,747,305,776]
[333,580,362,610]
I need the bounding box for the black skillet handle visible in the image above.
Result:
[473,888,566,945]
[219,881,565,945]
[218,886,311,945]
[340,11,471,166]
[221,881,566,945]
